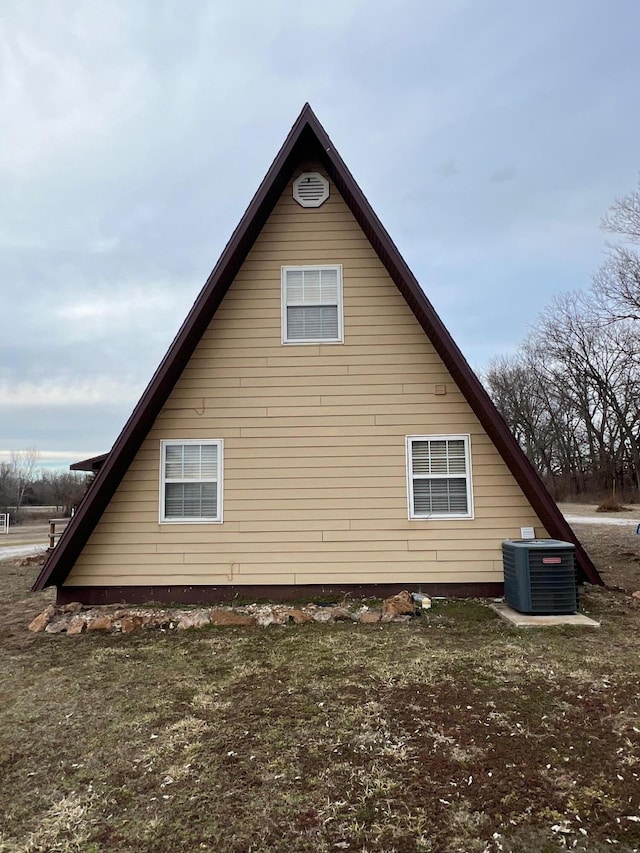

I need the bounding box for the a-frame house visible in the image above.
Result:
[34,105,602,604]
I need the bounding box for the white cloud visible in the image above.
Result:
[56,287,176,325]
[0,449,101,461]
[0,2,153,178]
[0,376,141,408]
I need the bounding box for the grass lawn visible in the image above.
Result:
[1,524,640,853]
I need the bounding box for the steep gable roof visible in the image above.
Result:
[33,104,602,590]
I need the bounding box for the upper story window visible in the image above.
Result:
[281,265,343,344]
[406,435,473,520]
[160,440,223,523]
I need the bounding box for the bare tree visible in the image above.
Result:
[485,352,559,480]
[534,293,640,491]
[46,471,87,515]
[486,290,640,498]
[0,462,12,514]
[602,179,640,240]
[10,448,40,523]
[487,177,640,501]
[593,249,640,323]
[593,177,640,323]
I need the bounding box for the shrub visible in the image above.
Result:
[596,498,632,513]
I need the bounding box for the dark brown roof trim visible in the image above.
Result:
[33,104,602,591]
[70,453,109,472]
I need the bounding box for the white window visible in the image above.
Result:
[406,435,473,519]
[281,265,343,344]
[160,440,223,523]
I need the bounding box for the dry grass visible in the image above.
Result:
[1,528,640,852]
[573,522,640,592]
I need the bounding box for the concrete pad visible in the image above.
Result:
[491,602,600,628]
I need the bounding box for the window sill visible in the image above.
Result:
[159,518,223,525]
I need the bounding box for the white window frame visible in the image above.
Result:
[159,439,223,524]
[406,434,474,520]
[281,264,344,345]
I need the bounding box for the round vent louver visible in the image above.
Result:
[293,172,329,208]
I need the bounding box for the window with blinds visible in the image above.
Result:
[406,435,473,519]
[281,265,343,343]
[160,440,223,523]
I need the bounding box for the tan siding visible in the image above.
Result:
[66,165,549,589]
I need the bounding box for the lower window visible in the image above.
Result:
[160,440,223,523]
[406,435,473,519]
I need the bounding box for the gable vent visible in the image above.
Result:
[293,172,329,208]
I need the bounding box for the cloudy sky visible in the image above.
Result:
[2,0,640,470]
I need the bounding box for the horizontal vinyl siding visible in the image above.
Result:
[66,165,548,589]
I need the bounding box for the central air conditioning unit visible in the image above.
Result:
[502,539,577,615]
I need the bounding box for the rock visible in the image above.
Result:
[67,618,87,636]
[118,615,149,634]
[146,613,174,629]
[312,608,336,623]
[28,605,57,633]
[289,609,312,625]
[382,590,416,617]
[632,591,640,601]
[60,601,84,614]
[45,618,69,634]
[25,596,422,636]
[86,615,114,632]
[177,611,211,630]
[332,607,358,621]
[210,610,256,627]
[359,611,381,623]
[255,609,289,626]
